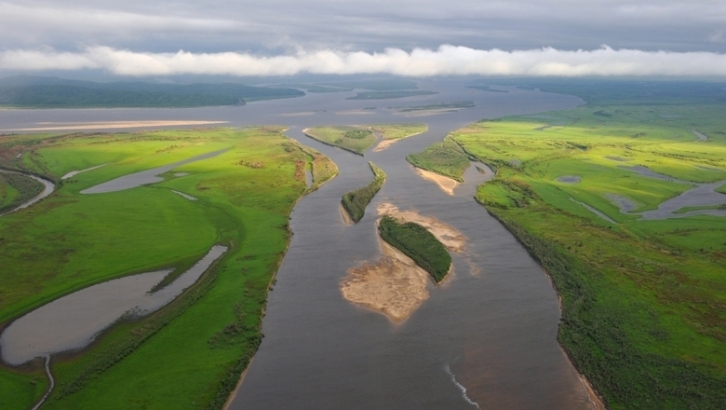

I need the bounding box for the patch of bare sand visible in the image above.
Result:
[341,238,430,323]
[372,139,398,152]
[414,168,459,195]
[10,120,228,132]
[339,203,353,226]
[377,203,466,253]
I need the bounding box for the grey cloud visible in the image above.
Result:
[1,1,726,53]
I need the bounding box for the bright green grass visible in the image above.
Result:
[406,136,471,182]
[369,123,427,140]
[304,126,377,155]
[341,162,386,222]
[0,172,43,213]
[0,127,336,410]
[305,123,427,155]
[441,104,726,408]
[379,216,451,283]
[0,174,20,209]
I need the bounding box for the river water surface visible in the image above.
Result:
[1,80,593,409]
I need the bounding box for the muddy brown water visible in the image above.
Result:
[0,245,227,366]
[1,81,598,409]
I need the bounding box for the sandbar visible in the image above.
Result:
[414,168,459,196]
[7,120,229,132]
[341,237,430,323]
[377,203,466,253]
[373,139,397,152]
[339,203,353,226]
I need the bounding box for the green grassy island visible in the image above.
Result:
[0,127,336,410]
[415,86,726,409]
[341,162,386,223]
[304,123,427,155]
[379,216,451,283]
[406,136,471,182]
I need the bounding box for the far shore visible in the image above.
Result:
[4,120,230,132]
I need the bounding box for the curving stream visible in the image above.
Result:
[0,170,55,217]
[1,80,599,409]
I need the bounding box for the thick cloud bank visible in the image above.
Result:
[2,45,726,77]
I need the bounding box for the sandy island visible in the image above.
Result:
[377,203,466,253]
[341,238,431,323]
[414,168,459,196]
[340,204,467,323]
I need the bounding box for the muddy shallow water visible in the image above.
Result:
[0,245,227,366]
[1,81,598,409]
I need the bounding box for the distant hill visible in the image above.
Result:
[0,76,305,108]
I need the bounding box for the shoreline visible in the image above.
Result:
[483,208,608,410]
[413,167,459,195]
[4,120,229,132]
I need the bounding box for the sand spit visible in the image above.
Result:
[377,203,466,253]
[341,238,431,323]
[9,120,229,132]
[373,139,397,152]
[339,203,353,226]
[415,168,459,196]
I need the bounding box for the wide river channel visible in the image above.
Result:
[1,80,593,409]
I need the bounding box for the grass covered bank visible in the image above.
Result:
[379,216,451,283]
[435,94,726,408]
[0,172,43,213]
[0,127,336,410]
[341,162,386,223]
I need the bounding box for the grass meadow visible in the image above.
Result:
[437,103,726,408]
[0,127,336,410]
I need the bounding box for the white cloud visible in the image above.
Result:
[2,45,726,77]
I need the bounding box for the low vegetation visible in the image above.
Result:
[305,123,427,155]
[0,127,336,410]
[406,136,471,182]
[0,172,43,213]
[341,162,386,222]
[369,123,428,140]
[0,76,305,108]
[433,98,726,408]
[379,216,451,283]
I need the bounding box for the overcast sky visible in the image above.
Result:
[1,0,726,77]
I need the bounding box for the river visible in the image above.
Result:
[1,80,592,409]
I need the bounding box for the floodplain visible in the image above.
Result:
[409,97,726,408]
[0,127,336,410]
